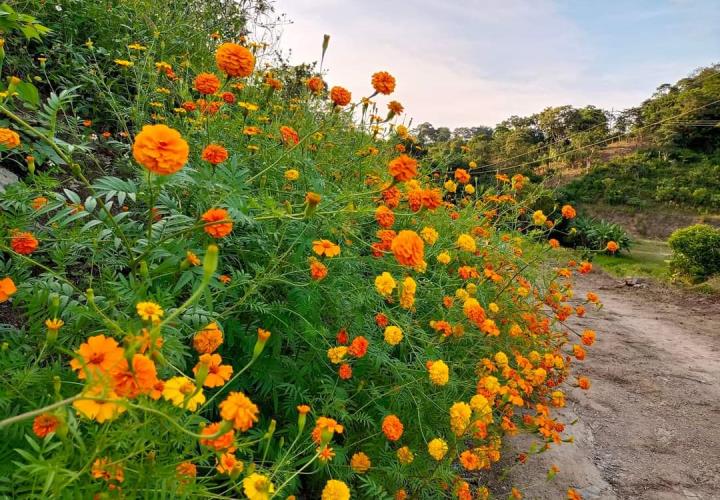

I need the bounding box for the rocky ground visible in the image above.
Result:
[493,271,720,499]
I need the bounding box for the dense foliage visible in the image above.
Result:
[0,3,602,499]
[560,150,720,210]
[668,224,720,280]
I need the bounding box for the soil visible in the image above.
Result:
[492,271,720,499]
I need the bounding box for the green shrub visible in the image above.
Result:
[569,217,631,253]
[668,224,720,279]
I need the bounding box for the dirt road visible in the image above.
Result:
[494,272,720,499]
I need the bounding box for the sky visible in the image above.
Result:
[274,0,720,129]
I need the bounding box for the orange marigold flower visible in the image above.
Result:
[313,239,341,257]
[0,127,21,148]
[381,414,404,441]
[176,461,197,481]
[215,42,255,77]
[561,204,577,219]
[201,208,233,238]
[330,86,351,106]
[92,457,125,483]
[371,71,396,95]
[221,91,236,104]
[31,197,48,210]
[460,450,482,471]
[387,100,404,114]
[388,154,418,183]
[132,124,189,175]
[308,76,324,93]
[375,312,389,328]
[279,125,299,145]
[454,168,471,184]
[350,451,371,473]
[549,238,560,248]
[310,259,328,281]
[112,354,159,398]
[567,488,583,500]
[193,322,223,354]
[606,240,619,253]
[348,336,368,358]
[193,353,233,387]
[69,334,125,380]
[32,413,59,438]
[422,188,442,210]
[201,144,229,165]
[338,363,352,380]
[219,391,259,431]
[390,230,425,267]
[200,422,236,452]
[312,416,344,443]
[578,376,591,390]
[0,277,17,303]
[10,231,38,255]
[581,329,596,346]
[375,205,395,228]
[194,72,221,95]
[305,191,321,207]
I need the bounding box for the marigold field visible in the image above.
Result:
[0,3,604,499]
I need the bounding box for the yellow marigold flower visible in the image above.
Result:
[45,318,64,332]
[444,179,457,193]
[428,360,449,386]
[395,124,409,138]
[450,401,472,436]
[427,438,448,461]
[494,351,508,366]
[243,473,275,500]
[162,376,205,411]
[350,451,371,474]
[457,234,476,253]
[464,184,475,194]
[374,272,396,297]
[488,302,499,313]
[532,210,547,226]
[136,301,164,323]
[327,346,348,364]
[399,276,416,310]
[420,226,439,245]
[321,479,350,500]
[436,251,451,265]
[284,169,299,181]
[114,59,134,67]
[470,394,493,423]
[466,283,477,295]
[397,446,414,465]
[238,101,259,111]
[127,42,147,50]
[73,386,126,423]
[383,325,403,346]
[312,239,341,258]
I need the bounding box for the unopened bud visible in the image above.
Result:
[203,244,219,280]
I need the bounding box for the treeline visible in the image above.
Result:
[413,64,720,176]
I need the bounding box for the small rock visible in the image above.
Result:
[0,167,19,192]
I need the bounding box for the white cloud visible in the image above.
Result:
[274,0,712,128]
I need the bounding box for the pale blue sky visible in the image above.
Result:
[276,0,719,128]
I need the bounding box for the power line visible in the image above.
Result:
[470,97,720,176]
[466,69,720,174]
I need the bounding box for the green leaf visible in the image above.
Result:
[15,81,39,108]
